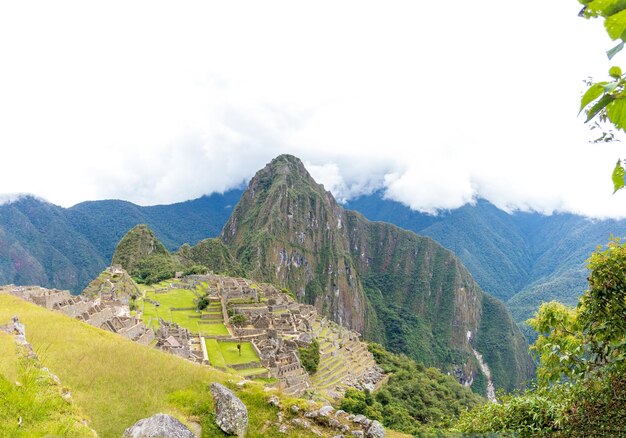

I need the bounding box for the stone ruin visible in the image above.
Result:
[1,271,386,400]
[155,319,201,361]
[0,285,154,345]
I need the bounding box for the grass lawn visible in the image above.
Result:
[140,288,225,333]
[0,332,17,383]
[237,367,268,377]
[219,341,259,365]
[205,338,227,369]
[200,323,230,336]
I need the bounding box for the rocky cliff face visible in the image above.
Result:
[221,155,367,333]
[221,155,534,390]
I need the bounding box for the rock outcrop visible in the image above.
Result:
[123,413,195,438]
[210,383,248,437]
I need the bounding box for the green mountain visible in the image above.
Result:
[112,224,171,273]
[220,155,534,391]
[345,194,626,337]
[0,191,242,292]
[175,238,244,277]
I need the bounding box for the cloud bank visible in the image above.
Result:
[1,1,625,218]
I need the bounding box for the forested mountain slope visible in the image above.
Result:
[220,155,534,390]
[345,194,626,334]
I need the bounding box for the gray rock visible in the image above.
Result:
[292,418,311,429]
[268,395,281,408]
[335,409,346,417]
[353,414,367,424]
[366,420,385,438]
[305,410,319,419]
[290,405,300,414]
[328,418,341,429]
[210,383,248,438]
[319,405,335,416]
[123,413,195,438]
[352,431,364,438]
[279,424,289,434]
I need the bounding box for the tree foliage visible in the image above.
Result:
[578,0,626,191]
[457,238,626,435]
[339,343,482,435]
[297,339,320,374]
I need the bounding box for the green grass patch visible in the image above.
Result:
[140,288,224,332]
[236,367,268,377]
[205,339,227,369]
[219,341,259,365]
[0,332,18,384]
[200,323,230,336]
[0,343,95,437]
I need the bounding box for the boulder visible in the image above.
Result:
[319,405,335,416]
[123,413,195,438]
[210,383,248,438]
[366,420,385,438]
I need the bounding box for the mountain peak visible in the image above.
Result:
[256,154,316,185]
[111,224,170,273]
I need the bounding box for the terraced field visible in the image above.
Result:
[138,283,229,335]
[310,321,378,397]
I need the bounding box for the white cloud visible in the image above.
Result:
[1,1,625,218]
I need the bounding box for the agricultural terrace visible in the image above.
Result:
[138,280,229,336]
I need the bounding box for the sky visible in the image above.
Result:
[2,1,626,217]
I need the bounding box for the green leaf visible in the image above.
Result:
[588,0,626,16]
[610,66,623,78]
[606,97,626,128]
[605,9,626,39]
[586,93,615,121]
[612,159,625,193]
[580,83,606,113]
[607,41,625,59]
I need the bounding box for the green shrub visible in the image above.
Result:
[196,297,210,311]
[230,314,247,326]
[298,339,320,374]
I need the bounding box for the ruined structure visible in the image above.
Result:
[1,270,385,400]
[0,285,154,345]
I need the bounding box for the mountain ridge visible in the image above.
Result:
[219,154,534,391]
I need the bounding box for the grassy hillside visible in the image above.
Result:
[0,294,320,438]
[0,332,95,437]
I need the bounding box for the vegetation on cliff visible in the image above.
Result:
[298,339,320,374]
[340,343,483,435]
[457,239,626,435]
[176,238,245,277]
